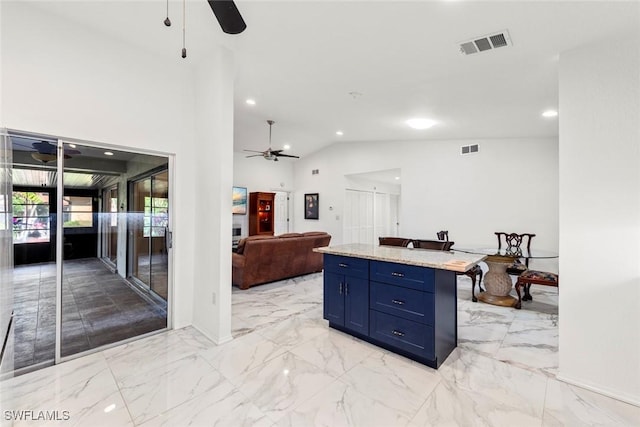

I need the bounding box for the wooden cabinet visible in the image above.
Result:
[249,192,275,236]
[322,254,458,369]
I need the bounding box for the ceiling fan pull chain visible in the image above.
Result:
[181,0,187,58]
[164,0,171,26]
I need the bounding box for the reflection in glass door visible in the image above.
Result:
[101,186,118,267]
[130,171,168,300]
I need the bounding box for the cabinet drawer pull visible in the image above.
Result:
[391,299,405,305]
[339,282,343,295]
[391,272,405,278]
[392,330,405,337]
[338,263,349,268]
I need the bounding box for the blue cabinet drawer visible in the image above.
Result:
[370,281,434,325]
[324,254,369,279]
[370,310,434,360]
[370,260,434,292]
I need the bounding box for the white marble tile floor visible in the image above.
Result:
[2,273,639,427]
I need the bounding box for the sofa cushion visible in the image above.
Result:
[236,235,275,254]
[302,231,328,236]
[278,233,304,238]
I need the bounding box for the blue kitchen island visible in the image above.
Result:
[315,243,486,369]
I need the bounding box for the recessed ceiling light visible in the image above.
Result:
[283,144,291,150]
[246,99,256,105]
[68,143,76,148]
[336,131,344,136]
[542,110,558,118]
[406,118,437,129]
[395,176,400,180]
[104,151,114,156]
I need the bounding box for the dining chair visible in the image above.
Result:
[495,232,536,276]
[436,230,484,302]
[378,237,411,247]
[515,270,559,309]
[412,239,455,251]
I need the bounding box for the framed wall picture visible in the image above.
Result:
[304,193,319,219]
[232,186,248,214]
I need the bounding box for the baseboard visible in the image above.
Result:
[190,324,233,346]
[556,374,640,407]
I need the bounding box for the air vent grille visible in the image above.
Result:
[474,38,492,52]
[489,33,508,48]
[459,42,477,55]
[461,144,479,155]
[459,30,512,55]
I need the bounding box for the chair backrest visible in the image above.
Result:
[379,237,411,247]
[495,232,536,252]
[412,239,455,251]
[436,230,449,241]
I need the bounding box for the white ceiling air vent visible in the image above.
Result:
[461,144,479,155]
[459,30,512,55]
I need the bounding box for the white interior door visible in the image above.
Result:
[344,189,374,244]
[273,191,289,235]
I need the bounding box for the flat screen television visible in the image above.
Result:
[232,186,248,214]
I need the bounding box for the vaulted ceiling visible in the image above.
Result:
[13,1,640,159]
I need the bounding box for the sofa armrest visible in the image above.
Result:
[232,252,246,268]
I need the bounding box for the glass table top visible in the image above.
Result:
[454,247,558,259]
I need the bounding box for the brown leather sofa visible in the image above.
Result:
[232,231,331,290]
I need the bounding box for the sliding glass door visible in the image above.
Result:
[130,170,169,300]
[7,132,171,371]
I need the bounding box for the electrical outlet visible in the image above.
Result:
[212,292,216,305]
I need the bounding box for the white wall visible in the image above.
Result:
[191,52,234,343]
[233,153,294,236]
[293,137,559,271]
[558,34,640,405]
[1,2,234,341]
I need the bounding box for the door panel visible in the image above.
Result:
[130,171,168,301]
[101,186,118,266]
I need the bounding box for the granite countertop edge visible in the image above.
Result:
[314,244,487,273]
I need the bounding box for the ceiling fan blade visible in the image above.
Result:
[32,141,57,155]
[274,153,300,159]
[207,1,247,35]
[243,149,266,153]
[245,154,263,158]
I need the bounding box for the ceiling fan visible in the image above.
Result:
[207,1,246,34]
[30,141,82,163]
[165,1,245,58]
[11,139,81,164]
[245,120,300,162]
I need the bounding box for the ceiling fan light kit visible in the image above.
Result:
[244,120,300,162]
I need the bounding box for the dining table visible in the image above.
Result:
[453,246,558,307]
